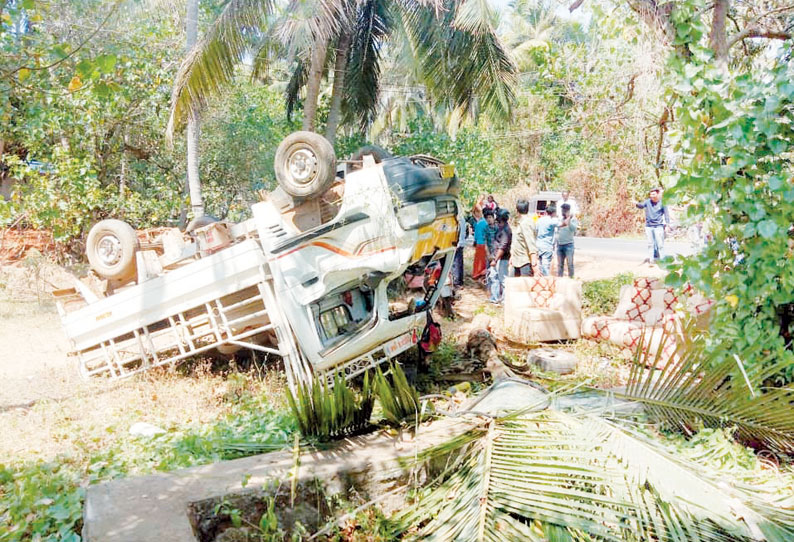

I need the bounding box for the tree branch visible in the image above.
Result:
[1,1,121,80]
[728,5,794,49]
[569,0,585,12]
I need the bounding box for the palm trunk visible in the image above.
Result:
[302,36,328,132]
[325,32,352,144]
[186,0,204,218]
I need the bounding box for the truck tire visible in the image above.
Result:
[274,131,336,200]
[349,144,392,163]
[86,219,139,281]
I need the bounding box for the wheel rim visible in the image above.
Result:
[287,147,318,185]
[97,234,123,267]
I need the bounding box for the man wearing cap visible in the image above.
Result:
[636,187,670,265]
[488,209,512,304]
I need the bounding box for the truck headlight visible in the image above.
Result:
[397,201,436,230]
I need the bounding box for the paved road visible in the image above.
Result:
[575,236,693,260]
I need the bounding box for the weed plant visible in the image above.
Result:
[582,272,635,316]
[0,381,296,542]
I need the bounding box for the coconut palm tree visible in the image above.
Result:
[166,0,517,144]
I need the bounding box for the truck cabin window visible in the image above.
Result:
[314,284,374,346]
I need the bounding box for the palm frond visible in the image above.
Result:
[285,59,308,121]
[343,0,390,129]
[167,0,273,139]
[616,321,794,454]
[392,409,794,541]
[398,0,517,124]
[274,0,341,59]
[286,372,374,442]
[373,362,421,426]
[250,28,283,82]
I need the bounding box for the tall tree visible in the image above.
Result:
[186,0,204,218]
[166,0,517,142]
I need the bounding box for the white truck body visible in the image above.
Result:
[55,154,462,389]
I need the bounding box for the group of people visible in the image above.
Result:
[469,192,580,304]
[446,188,672,307]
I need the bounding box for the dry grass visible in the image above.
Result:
[0,363,288,463]
[0,255,289,465]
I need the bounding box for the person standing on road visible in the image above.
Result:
[557,190,579,218]
[556,203,578,277]
[535,204,559,276]
[512,199,538,276]
[472,207,488,280]
[636,188,670,265]
[488,209,512,304]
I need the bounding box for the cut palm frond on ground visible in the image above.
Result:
[390,409,794,541]
[615,322,794,454]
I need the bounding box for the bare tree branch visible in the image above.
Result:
[616,74,638,110]
[569,0,585,13]
[728,4,794,49]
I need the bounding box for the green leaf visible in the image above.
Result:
[96,54,117,74]
[757,220,778,239]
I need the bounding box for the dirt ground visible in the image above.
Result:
[0,249,659,462]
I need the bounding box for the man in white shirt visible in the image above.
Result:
[556,190,579,218]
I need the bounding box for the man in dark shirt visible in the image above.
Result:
[488,209,512,304]
[636,188,671,265]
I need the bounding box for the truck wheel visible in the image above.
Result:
[86,219,139,281]
[274,131,336,199]
[349,144,392,163]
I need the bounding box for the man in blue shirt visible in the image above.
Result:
[556,203,578,277]
[535,204,559,276]
[636,188,670,265]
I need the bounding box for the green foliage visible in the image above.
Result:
[0,461,83,542]
[663,4,794,381]
[389,118,512,203]
[581,272,635,316]
[0,387,295,542]
[372,362,421,426]
[286,373,374,443]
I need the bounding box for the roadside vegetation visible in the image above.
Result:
[1,0,793,540]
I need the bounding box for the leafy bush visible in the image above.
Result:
[665,14,794,381]
[286,373,374,442]
[582,273,635,316]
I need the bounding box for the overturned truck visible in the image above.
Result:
[54,132,462,390]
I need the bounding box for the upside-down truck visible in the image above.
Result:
[53,132,462,390]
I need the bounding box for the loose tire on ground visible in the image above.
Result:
[526,348,579,375]
[274,131,336,200]
[86,219,139,281]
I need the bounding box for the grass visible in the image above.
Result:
[0,369,296,542]
[582,272,635,316]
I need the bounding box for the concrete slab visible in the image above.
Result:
[83,416,476,542]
